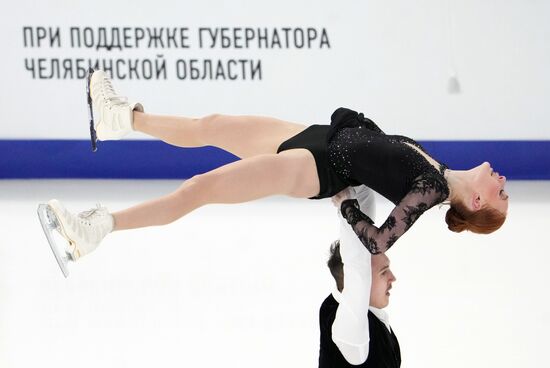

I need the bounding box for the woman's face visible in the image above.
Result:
[471,162,509,214]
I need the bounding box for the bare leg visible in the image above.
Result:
[133,112,306,158]
[112,149,320,230]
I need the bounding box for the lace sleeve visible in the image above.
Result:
[340,175,449,254]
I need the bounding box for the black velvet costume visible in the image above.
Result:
[277,107,450,254]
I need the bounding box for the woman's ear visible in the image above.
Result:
[472,193,482,211]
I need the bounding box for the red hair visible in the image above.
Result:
[445,201,506,234]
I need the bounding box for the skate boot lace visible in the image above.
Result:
[78,204,106,226]
[101,76,128,107]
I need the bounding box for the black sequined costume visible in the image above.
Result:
[277,107,450,254]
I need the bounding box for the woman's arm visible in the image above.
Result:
[341,176,448,254]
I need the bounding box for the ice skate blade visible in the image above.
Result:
[86,67,98,152]
[37,204,72,278]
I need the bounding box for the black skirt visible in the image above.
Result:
[276,124,348,199]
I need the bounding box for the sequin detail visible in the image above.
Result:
[327,128,362,180]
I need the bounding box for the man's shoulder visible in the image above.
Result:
[319,294,339,332]
[320,294,338,309]
[319,294,339,320]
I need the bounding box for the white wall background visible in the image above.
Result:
[0,0,549,140]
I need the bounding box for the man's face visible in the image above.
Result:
[369,254,396,309]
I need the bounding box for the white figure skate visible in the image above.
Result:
[86,67,143,152]
[37,200,114,278]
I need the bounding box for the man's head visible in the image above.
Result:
[327,242,396,308]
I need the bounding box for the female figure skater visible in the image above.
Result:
[40,69,508,266]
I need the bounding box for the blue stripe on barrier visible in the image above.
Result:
[1,139,549,180]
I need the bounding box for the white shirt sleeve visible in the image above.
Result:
[353,185,376,220]
[331,185,375,365]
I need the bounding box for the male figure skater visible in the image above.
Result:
[319,187,400,367]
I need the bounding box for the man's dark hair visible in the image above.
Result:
[327,240,344,292]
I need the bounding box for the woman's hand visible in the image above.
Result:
[331,187,355,209]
